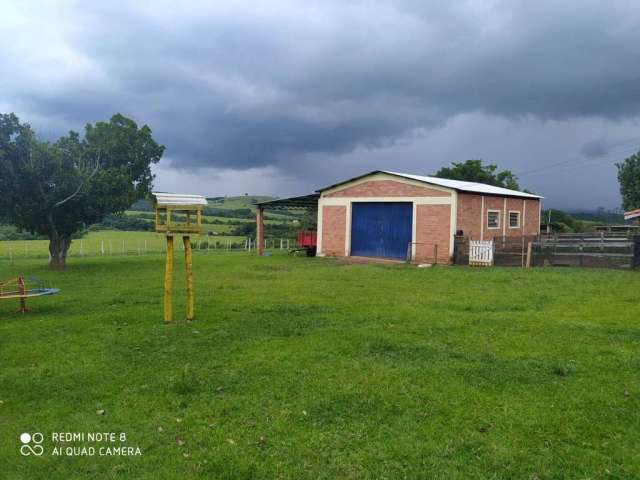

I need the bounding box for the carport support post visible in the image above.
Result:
[256,207,264,256]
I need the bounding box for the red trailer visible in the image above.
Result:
[294,230,317,256]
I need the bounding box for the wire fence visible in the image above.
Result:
[0,236,297,263]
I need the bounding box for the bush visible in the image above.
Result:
[88,214,154,231]
[0,224,47,240]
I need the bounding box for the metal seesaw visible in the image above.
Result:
[0,276,60,313]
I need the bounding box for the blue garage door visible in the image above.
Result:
[350,202,413,259]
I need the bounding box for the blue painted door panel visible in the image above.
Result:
[350,202,412,259]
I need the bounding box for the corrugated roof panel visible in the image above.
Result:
[152,192,208,206]
[383,171,543,199]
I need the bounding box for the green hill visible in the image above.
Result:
[206,195,276,210]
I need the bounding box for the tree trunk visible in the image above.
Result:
[48,235,72,270]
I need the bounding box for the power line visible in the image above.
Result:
[515,141,640,179]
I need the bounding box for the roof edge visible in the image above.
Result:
[317,170,543,199]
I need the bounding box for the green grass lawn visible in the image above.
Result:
[0,231,246,260]
[1,254,639,479]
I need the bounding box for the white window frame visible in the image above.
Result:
[487,210,501,229]
[508,210,521,229]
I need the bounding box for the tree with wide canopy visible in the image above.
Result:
[0,113,164,269]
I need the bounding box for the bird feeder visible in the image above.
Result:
[152,192,207,322]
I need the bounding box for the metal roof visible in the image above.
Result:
[318,170,543,199]
[152,192,208,207]
[257,193,320,210]
[624,208,640,220]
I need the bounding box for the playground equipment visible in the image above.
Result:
[0,276,60,313]
[152,192,207,322]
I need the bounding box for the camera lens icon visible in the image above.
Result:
[20,432,44,456]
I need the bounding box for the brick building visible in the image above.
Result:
[316,170,542,263]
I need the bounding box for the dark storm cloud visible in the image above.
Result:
[3,0,640,174]
[581,138,609,159]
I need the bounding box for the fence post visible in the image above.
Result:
[101,240,105,256]
[579,240,583,267]
[526,242,532,268]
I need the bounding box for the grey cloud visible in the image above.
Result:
[2,0,640,207]
[581,139,609,158]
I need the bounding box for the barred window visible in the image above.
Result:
[487,210,500,229]
[509,211,520,228]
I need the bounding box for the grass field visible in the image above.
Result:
[1,254,639,479]
[0,231,247,260]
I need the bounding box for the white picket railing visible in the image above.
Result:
[469,240,494,266]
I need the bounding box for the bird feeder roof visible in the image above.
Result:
[152,192,207,208]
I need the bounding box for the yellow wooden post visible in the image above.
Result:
[183,235,194,321]
[153,193,206,323]
[164,235,174,322]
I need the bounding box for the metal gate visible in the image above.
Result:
[350,202,413,259]
[469,240,494,266]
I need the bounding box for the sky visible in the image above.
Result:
[2,0,640,210]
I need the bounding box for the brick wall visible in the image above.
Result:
[325,180,451,198]
[482,196,505,240]
[523,199,540,236]
[415,205,451,264]
[456,193,482,239]
[457,194,540,241]
[321,205,346,256]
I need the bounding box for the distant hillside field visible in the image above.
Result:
[117,195,304,238]
[206,195,276,210]
[1,195,307,242]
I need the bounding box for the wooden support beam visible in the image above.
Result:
[164,236,174,322]
[183,235,194,321]
[256,207,264,256]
